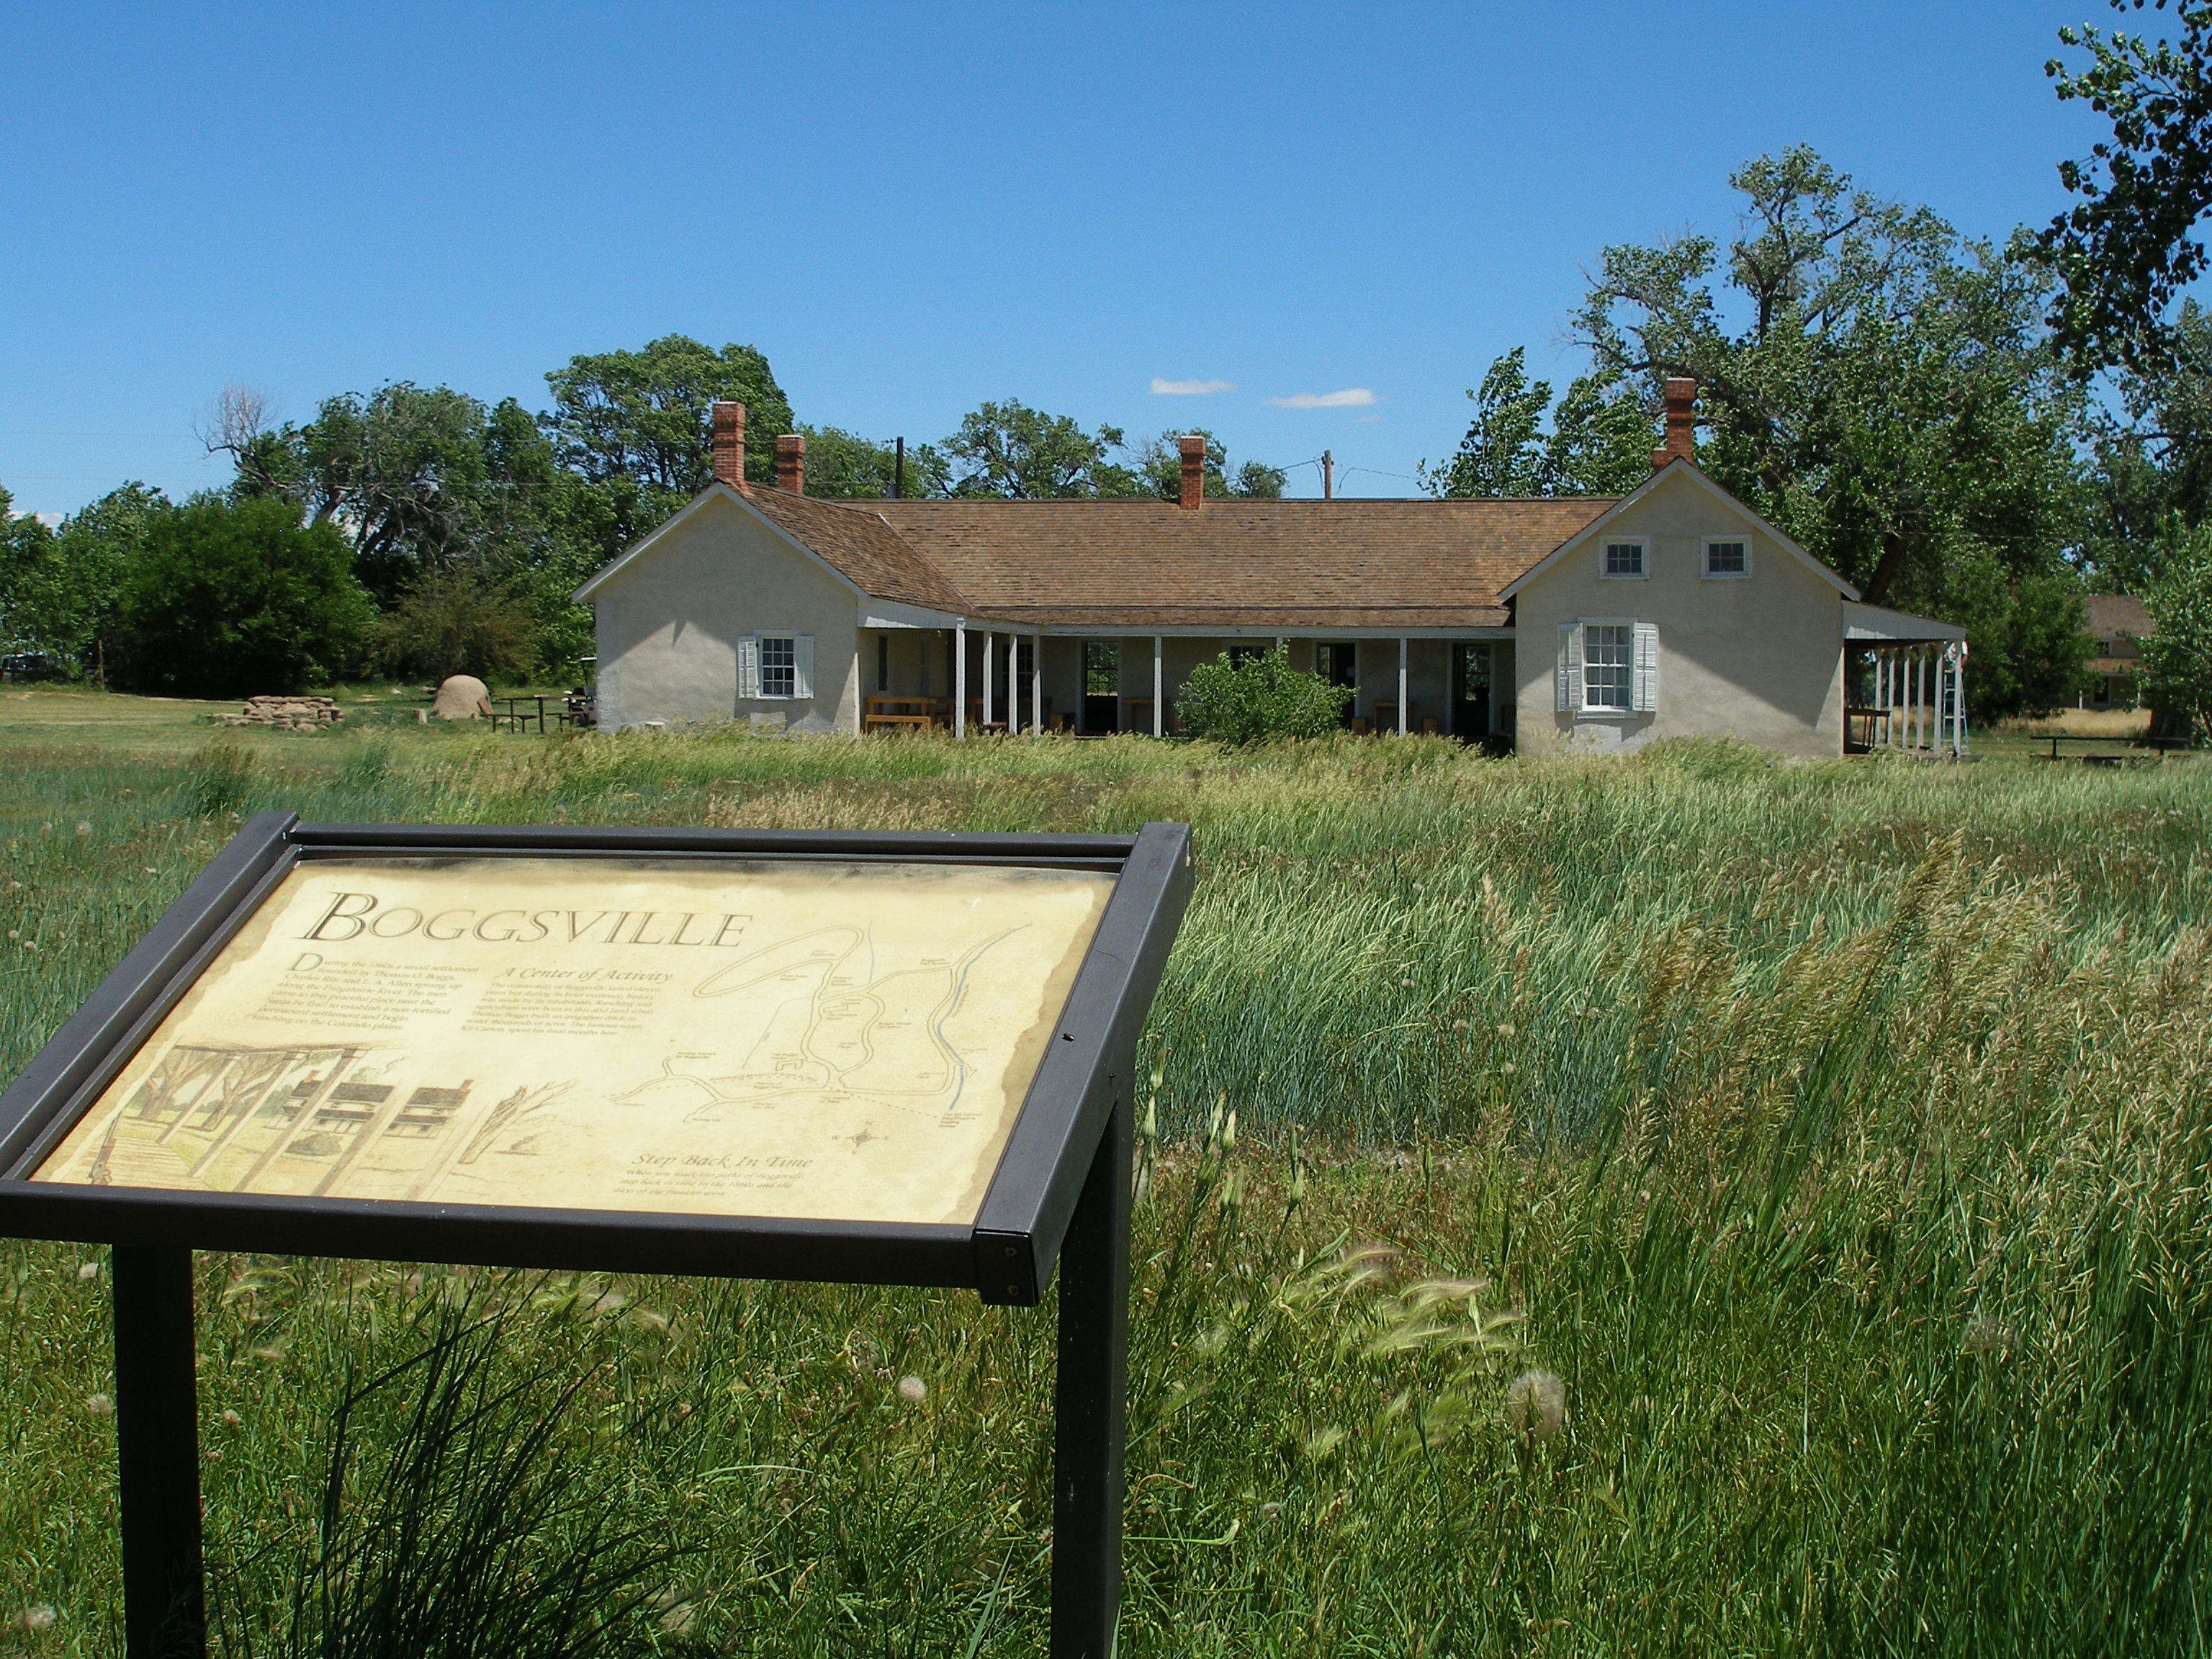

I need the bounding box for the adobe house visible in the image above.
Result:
[2080,594,2151,710]
[575,384,1967,757]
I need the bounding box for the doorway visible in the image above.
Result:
[1452,643,1492,740]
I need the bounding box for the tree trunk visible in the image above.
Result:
[1863,532,1910,607]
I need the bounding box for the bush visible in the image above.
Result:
[1174,644,1352,742]
[120,497,372,697]
[372,565,539,683]
[2141,517,2212,745]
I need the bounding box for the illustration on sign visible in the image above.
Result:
[32,857,1113,1226]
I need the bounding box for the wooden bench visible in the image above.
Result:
[862,695,948,733]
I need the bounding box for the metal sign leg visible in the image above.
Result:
[112,1244,206,1659]
[1051,1094,1131,1659]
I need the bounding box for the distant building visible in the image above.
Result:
[576,383,1966,757]
[2081,595,2152,709]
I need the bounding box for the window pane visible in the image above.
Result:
[760,636,796,698]
[1708,540,1746,573]
[1084,640,1119,696]
[1583,624,1630,709]
[1605,541,1643,576]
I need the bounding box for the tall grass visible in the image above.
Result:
[0,724,2207,1654]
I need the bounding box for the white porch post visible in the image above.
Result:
[982,633,995,728]
[1398,637,1408,735]
[1153,635,1163,737]
[954,624,966,739]
[1955,645,1969,755]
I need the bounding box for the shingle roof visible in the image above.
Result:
[866,497,1616,627]
[2086,594,2152,641]
[744,487,973,613]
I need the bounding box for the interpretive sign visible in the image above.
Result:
[35,857,1112,1225]
[0,814,1192,1659]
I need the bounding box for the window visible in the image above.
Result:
[1317,642,1357,687]
[1084,640,1120,696]
[1583,624,1632,709]
[1557,621,1659,716]
[1703,536,1750,577]
[737,633,813,700]
[760,636,797,698]
[1226,644,1266,667]
[1602,539,1647,577]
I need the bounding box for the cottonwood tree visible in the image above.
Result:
[939,400,1141,498]
[2041,0,2212,372]
[544,336,793,495]
[1420,348,1654,498]
[1125,428,1286,499]
[1567,146,2090,714]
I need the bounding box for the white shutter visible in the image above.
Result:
[735,635,760,700]
[1556,623,1581,714]
[793,634,815,699]
[1633,622,1659,712]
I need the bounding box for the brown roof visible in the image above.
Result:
[865,497,1615,627]
[744,487,972,613]
[2087,594,2152,642]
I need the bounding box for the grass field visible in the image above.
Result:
[1,701,2208,1655]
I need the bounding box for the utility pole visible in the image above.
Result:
[1322,449,1333,500]
[893,436,905,500]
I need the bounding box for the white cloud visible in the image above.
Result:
[1265,387,1377,409]
[1150,377,1233,395]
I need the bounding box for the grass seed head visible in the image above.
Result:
[1503,1369,1565,1442]
[897,1375,927,1404]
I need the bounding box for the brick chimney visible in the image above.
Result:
[775,432,805,495]
[711,401,747,493]
[1652,377,1696,469]
[1177,434,1205,511]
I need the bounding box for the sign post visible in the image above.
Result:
[0,815,1192,1658]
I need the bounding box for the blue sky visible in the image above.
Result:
[1,1,2112,515]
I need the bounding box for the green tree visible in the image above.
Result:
[1176,644,1353,743]
[0,482,171,676]
[370,566,539,683]
[793,426,948,499]
[0,485,58,655]
[1126,429,1286,500]
[2082,299,2212,590]
[940,400,1141,498]
[1420,350,1655,498]
[2139,514,2212,741]
[1568,145,2089,716]
[544,336,793,497]
[283,385,562,603]
[2040,1,2212,370]
[119,497,372,697]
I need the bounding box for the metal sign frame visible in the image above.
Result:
[0,813,1192,1659]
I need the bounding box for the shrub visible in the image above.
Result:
[1174,644,1352,742]
[372,566,539,683]
[120,497,372,697]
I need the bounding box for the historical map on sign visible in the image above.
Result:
[32,857,1114,1226]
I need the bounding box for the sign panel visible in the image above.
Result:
[32,856,1112,1227]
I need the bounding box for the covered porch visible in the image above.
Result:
[1843,603,1971,758]
[853,620,1520,742]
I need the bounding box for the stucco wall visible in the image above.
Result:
[1511,471,1845,758]
[590,493,861,734]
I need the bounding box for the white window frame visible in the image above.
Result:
[1581,619,1635,712]
[1599,536,1649,580]
[736,632,814,701]
[1556,619,1659,717]
[1701,534,1752,580]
